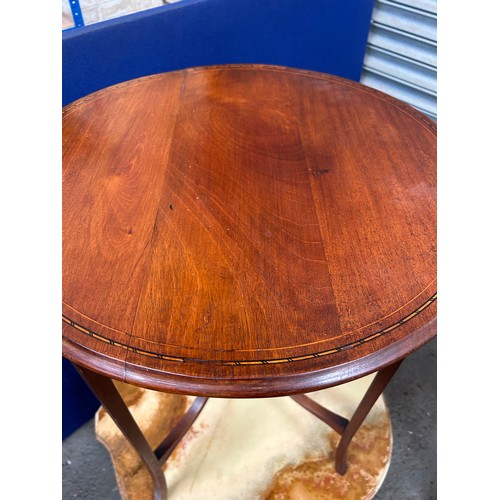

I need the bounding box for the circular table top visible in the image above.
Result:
[62,64,436,398]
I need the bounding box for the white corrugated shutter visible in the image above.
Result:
[361,0,437,121]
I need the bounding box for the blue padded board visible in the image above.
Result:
[62,0,375,439]
[62,358,100,439]
[63,0,375,106]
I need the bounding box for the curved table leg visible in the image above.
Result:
[155,396,208,465]
[335,359,404,474]
[75,359,402,494]
[74,363,207,500]
[290,394,348,434]
[290,358,404,475]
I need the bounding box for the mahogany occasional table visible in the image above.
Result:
[62,64,436,500]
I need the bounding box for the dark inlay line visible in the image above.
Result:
[63,293,436,366]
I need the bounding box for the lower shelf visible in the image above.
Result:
[95,373,392,499]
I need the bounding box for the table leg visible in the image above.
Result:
[155,396,208,465]
[74,359,402,493]
[290,394,349,434]
[73,363,207,500]
[291,358,404,475]
[335,359,403,474]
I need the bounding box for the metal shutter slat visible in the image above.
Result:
[389,0,436,15]
[364,47,436,93]
[372,2,436,42]
[367,25,436,67]
[361,71,436,120]
[361,0,437,121]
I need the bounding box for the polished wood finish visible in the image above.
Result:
[290,358,403,474]
[155,396,208,466]
[75,364,168,500]
[334,359,403,474]
[290,394,348,435]
[63,64,436,398]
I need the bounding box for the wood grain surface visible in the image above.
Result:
[62,65,436,397]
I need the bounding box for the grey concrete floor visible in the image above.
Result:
[62,338,436,499]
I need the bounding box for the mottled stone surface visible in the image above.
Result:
[264,421,391,500]
[93,375,390,499]
[62,338,436,499]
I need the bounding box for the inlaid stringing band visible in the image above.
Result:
[63,293,436,366]
[62,65,436,137]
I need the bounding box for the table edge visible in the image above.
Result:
[63,316,436,398]
[62,63,437,136]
